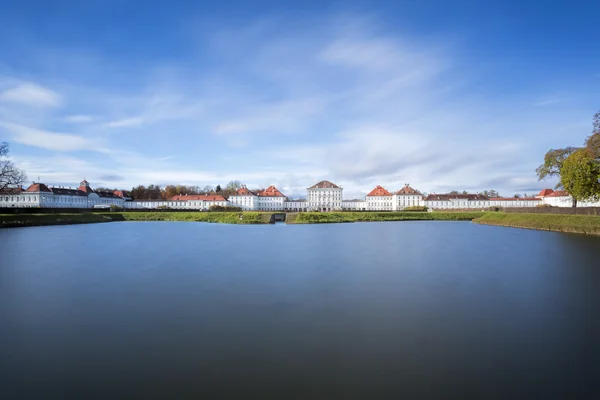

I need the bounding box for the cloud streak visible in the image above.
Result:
[1,122,104,152]
[0,82,61,108]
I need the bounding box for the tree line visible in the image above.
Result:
[127,181,245,200]
[537,111,600,207]
[448,190,532,198]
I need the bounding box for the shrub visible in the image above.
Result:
[209,205,242,212]
[403,206,428,212]
[536,204,552,208]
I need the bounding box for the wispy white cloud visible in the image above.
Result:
[533,96,566,107]
[64,114,95,123]
[1,122,104,152]
[104,116,145,128]
[213,97,327,136]
[0,82,61,108]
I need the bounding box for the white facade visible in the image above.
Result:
[393,184,424,210]
[307,181,343,211]
[125,198,228,210]
[541,192,600,207]
[228,186,259,210]
[257,185,286,210]
[285,200,307,212]
[0,180,127,209]
[489,198,541,208]
[8,177,600,213]
[258,196,285,210]
[342,200,367,210]
[424,194,491,210]
[365,185,393,211]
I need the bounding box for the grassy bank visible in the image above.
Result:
[0,211,277,228]
[473,213,600,235]
[0,213,121,228]
[111,211,274,224]
[287,211,485,224]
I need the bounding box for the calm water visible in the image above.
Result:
[1,221,599,398]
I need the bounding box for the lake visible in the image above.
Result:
[1,221,599,398]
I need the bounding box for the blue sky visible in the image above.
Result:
[1,0,599,198]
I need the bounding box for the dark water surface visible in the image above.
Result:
[1,221,599,398]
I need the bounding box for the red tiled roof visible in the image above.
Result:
[308,180,340,189]
[489,197,540,201]
[537,189,554,197]
[546,190,570,197]
[25,183,52,193]
[366,185,392,196]
[424,193,490,201]
[113,190,130,198]
[170,194,227,201]
[396,184,421,195]
[257,185,285,197]
[0,187,23,194]
[78,185,94,194]
[230,187,257,196]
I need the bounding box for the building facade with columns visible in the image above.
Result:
[307,181,343,211]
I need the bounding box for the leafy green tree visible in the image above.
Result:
[536,147,579,188]
[560,149,600,207]
[585,111,600,161]
[215,184,222,192]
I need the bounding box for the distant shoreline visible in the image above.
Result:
[2,212,600,236]
[472,213,600,236]
[1,211,483,228]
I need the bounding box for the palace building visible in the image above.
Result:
[307,180,343,211]
[0,180,128,209]
[3,178,598,211]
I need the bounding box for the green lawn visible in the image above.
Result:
[473,213,600,235]
[110,211,273,224]
[287,211,486,224]
[0,211,278,228]
[0,213,117,228]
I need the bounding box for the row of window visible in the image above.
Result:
[3,196,38,202]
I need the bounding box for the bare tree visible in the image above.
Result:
[1,142,27,191]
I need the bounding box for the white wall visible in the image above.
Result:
[229,195,259,210]
[307,188,343,211]
[393,194,424,210]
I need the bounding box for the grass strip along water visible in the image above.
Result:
[473,212,600,235]
[286,211,485,224]
[6,211,599,236]
[0,213,120,228]
[113,212,273,224]
[0,212,275,228]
